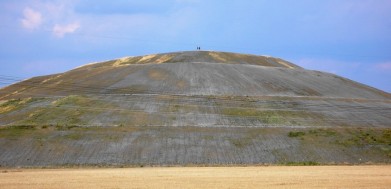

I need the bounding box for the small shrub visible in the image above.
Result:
[288,131,306,137]
[284,161,320,166]
[14,125,36,130]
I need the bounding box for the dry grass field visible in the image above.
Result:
[1,166,390,189]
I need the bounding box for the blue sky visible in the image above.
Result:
[1,0,390,92]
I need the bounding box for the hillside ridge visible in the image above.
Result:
[0,51,389,100]
[75,51,302,69]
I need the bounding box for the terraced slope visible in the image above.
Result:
[0,51,390,167]
[0,51,388,100]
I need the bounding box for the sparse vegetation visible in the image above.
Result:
[0,125,36,138]
[52,95,91,106]
[308,129,336,137]
[283,161,320,166]
[221,107,322,125]
[62,133,83,140]
[336,129,391,147]
[222,108,285,124]
[0,52,390,168]
[55,125,80,130]
[0,98,36,114]
[203,135,214,140]
[0,126,390,166]
[229,137,252,148]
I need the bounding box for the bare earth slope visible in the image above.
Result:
[0,51,388,100]
[0,51,390,167]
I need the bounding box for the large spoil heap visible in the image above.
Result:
[0,51,390,167]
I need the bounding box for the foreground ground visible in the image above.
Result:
[1,166,390,189]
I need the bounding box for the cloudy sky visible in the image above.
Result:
[1,0,390,92]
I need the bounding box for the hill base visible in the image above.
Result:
[0,125,389,167]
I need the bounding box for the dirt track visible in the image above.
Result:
[1,166,390,189]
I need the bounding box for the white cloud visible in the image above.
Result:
[19,1,80,37]
[374,62,391,72]
[21,7,42,30]
[53,22,80,37]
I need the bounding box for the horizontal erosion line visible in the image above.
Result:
[49,103,391,115]
[1,94,390,114]
[5,124,391,129]
[1,87,390,111]
[18,105,391,124]
[2,88,390,103]
[2,91,390,104]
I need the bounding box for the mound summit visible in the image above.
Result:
[1,51,389,99]
[0,51,390,167]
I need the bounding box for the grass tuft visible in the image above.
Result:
[288,131,306,137]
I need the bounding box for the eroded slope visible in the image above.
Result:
[0,59,389,100]
[0,51,390,167]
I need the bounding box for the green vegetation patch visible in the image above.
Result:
[0,97,36,114]
[0,125,37,138]
[13,95,118,127]
[288,128,337,138]
[221,108,319,125]
[336,128,391,146]
[337,128,391,158]
[287,128,391,159]
[19,107,85,126]
[288,129,337,139]
[52,95,92,107]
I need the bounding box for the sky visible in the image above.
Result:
[0,0,390,92]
